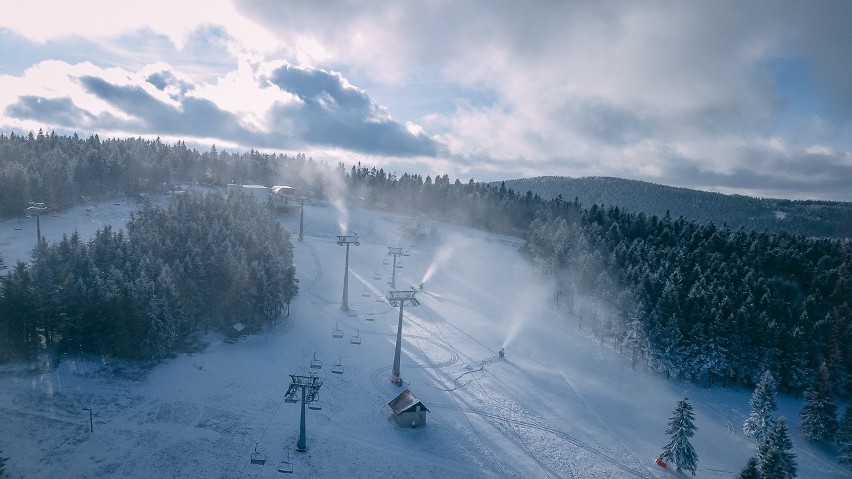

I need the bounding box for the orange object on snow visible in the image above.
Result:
[655,457,667,468]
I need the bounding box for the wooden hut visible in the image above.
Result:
[388,389,429,427]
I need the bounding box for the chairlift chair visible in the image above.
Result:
[332,323,344,338]
[365,311,376,321]
[373,271,381,280]
[277,453,294,474]
[331,357,344,374]
[383,257,390,265]
[403,250,410,256]
[350,330,361,345]
[310,352,323,369]
[250,443,267,465]
[361,288,370,297]
[285,392,298,403]
[308,400,323,411]
[347,309,358,318]
[376,294,386,302]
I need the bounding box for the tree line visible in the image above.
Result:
[0,129,328,218]
[0,193,297,361]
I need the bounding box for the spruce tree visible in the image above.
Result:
[837,407,852,466]
[743,370,777,441]
[736,456,759,479]
[660,396,698,475]
[757,416,797,479]
[0,449,6,478]
[799,363,838,441]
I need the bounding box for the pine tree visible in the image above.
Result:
[837,407,852,466]
[799,363,838,441]
[743,370,778,441]
[736,456,759,479]
[757,416,797,479]
[0,449,7,478]
[660,396,698,475]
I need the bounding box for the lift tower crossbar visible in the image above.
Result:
[387,289,419,384]
[337,234,360,311]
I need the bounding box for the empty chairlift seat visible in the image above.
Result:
[277,453,293,474]
[310,352,323,369]
[250,443,267,465]
[331,357,344,374]
[350,330,361,345]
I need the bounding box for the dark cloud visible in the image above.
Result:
[266,65,437,156]
[6,96,96,126]
[145,70,194,96]
[55,69,438,157]
[652,148,852,201]
[80,75,251,140]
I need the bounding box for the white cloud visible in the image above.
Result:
[1,0,278,53]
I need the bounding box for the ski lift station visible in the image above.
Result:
[226,183,269,202]
[388,389,430,428]
[226,183,299,210]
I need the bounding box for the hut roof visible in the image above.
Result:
[388,389,430,415]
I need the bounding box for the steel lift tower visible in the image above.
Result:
[27,201,47,245]
[387,246,404,289]
[284,373,323,452]
[387,289,419,385]
[337,234,360,311]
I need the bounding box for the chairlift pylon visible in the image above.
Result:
[350,330,361,345]
[332,323,343,338]
[310,352,323,369]
[331,357,344,374]
[250,443,267,465]
[277,452,293,474]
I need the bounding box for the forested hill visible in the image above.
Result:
[498,176,852,239]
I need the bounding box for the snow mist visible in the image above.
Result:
[420,243,457,285]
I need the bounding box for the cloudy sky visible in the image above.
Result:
[1,1,851,200]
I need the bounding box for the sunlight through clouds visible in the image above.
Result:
[0,1,850,199]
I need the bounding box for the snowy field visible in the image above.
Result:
[0,195,848,478]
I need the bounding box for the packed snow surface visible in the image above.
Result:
[0,196,847,478]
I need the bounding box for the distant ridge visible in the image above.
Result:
[497,176,852,239]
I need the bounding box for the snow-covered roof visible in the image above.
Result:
[271,185,296,195]
[388,389,429,415]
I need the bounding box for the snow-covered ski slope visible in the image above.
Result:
[0,196,848,478]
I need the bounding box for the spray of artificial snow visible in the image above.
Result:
[420,243,457,285]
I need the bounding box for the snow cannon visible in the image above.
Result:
[655,457,667,468]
